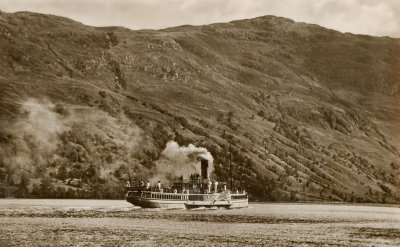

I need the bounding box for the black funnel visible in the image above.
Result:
[201,159,208,179]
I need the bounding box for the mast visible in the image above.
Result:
[229,142,233,191]
[128,171,132,185]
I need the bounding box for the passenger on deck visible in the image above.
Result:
[157,180,162,191]
[146,180,150,190]
[126,181,130,187]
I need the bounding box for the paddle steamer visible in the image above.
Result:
[125,159,248,209]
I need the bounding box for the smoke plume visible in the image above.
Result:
[0,98,214,188]
[0,98,68,177]
[153,141,214,182]
[0,97,142,183]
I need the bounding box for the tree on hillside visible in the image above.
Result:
[257,110,265,118]
[39,177,54,198]
[16,173,30,197]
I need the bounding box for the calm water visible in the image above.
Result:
[1,199,399,246]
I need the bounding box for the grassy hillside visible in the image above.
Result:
[0,11,400,202]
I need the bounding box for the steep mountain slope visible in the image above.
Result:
[0,11,399,202]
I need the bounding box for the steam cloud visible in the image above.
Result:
[1,98,214,187]
[0,98,142,183]
[0,98,68,178]
[154,141,214,182]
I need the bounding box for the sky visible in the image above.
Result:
[0,0,399,37]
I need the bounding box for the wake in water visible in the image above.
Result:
[188,206,223,211]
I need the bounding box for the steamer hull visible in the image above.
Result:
[126,194,186,209]
[126,191,248,209]
[228,199,248,209]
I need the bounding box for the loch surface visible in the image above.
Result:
[0,199,399,246]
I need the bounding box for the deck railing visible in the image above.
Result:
[127,190,247,201]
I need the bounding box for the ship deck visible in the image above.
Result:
[126,190,248,209]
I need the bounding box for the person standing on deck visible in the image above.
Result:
[146,180,150,190]
[157,180,162,192]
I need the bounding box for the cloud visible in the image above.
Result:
[0,0,399,37]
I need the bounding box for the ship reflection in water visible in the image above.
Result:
[125,159,248,209]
